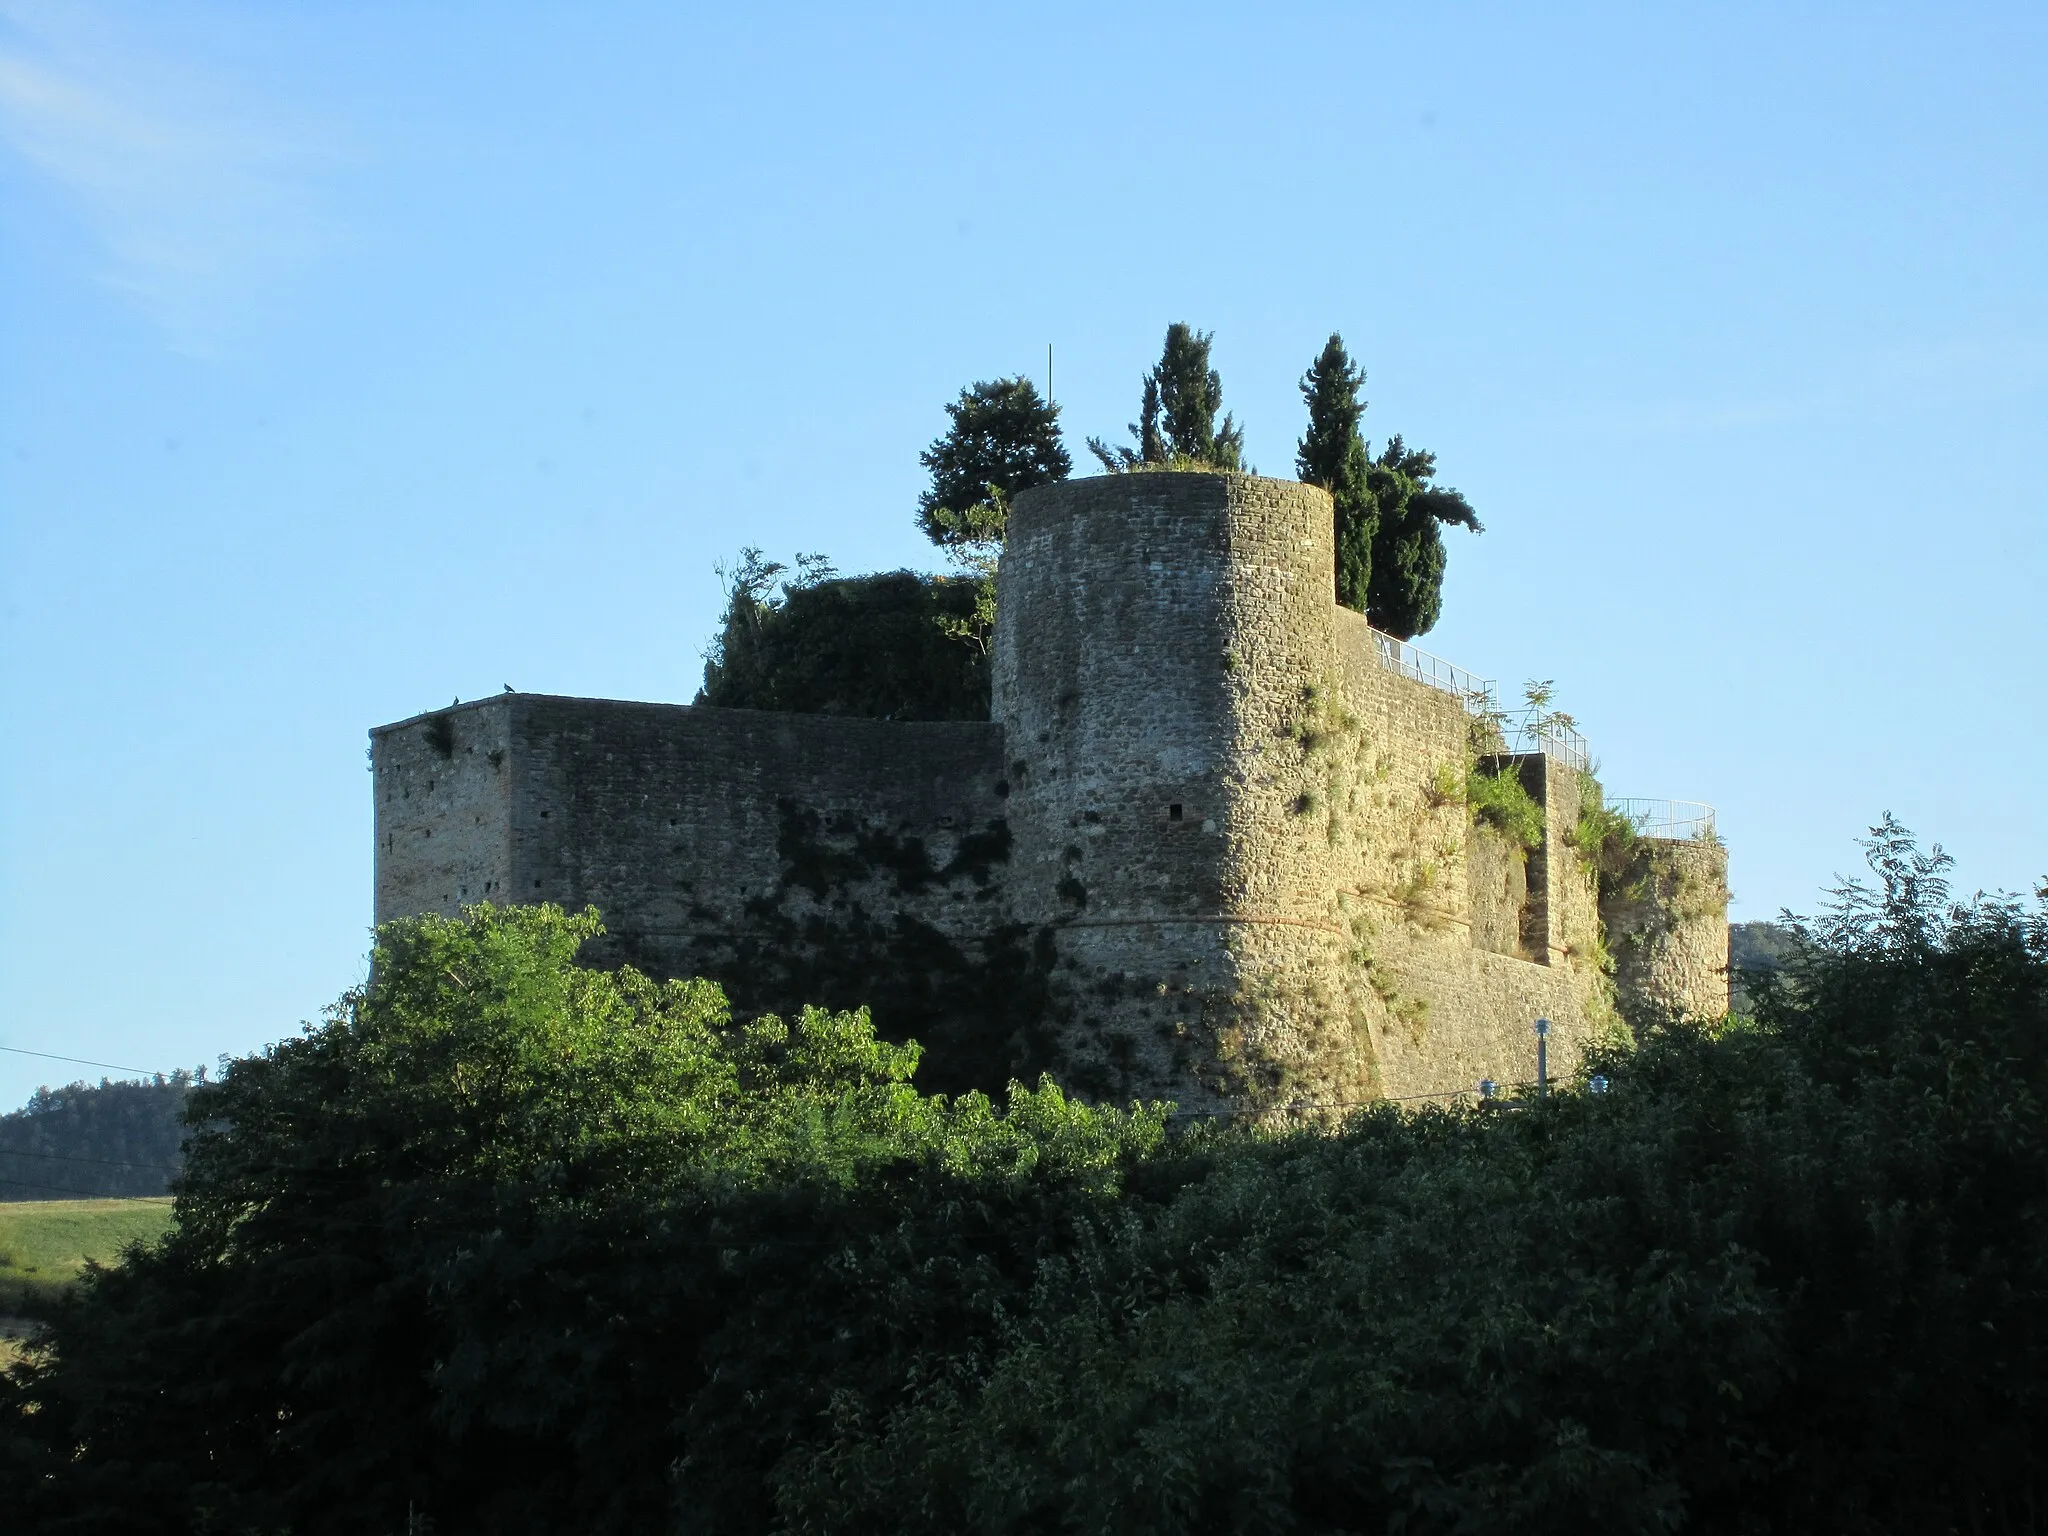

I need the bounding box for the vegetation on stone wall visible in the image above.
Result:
[1465,764,1544,850]
[697,331,1488,714]
[697,553,990,720]
[8,826,2045,1533]
[1572,771,1641,890]
[1297,333,1377,613]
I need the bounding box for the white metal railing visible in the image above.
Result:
[1506,710,1590,774]
[1371,629,1494,705]
[1610,798,1716,841]
[1366,627,1590,772]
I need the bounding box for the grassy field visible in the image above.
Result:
[0,1197,175,1317]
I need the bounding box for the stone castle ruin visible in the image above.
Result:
[373,473,1728,1112]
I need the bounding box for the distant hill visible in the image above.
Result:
[1729,921,1798,1013]
[0,1075,195,1202]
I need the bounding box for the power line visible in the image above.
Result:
[0,1147,182,1175]
[0,1045,178,1078]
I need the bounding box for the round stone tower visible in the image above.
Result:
[993,472,1373,1111]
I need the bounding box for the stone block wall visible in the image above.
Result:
[992,473,1361,1112]
[375,701,516,918]
[1600,836,1732,1028]
[1324,611,1615,1102]
[373,696,1038,1093]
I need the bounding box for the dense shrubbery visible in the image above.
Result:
[6,822,2046,1533]
[1,1075,195,1201]
[697,559,989,721]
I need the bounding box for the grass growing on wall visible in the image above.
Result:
[1465,765,1544,849]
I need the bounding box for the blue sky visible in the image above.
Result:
[2,1,2043,1106]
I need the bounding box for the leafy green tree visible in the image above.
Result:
[1363,434,1481,639]
[1089,324,1245,471]
[1,903,1164,1535]
[1296,333,1376,611]
[915,377,1070,550]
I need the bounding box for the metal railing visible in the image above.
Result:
[1610,798,1716,841]
[1370,629,1495,706]
[1506,710,1590,773]
[1366,626,1591,772]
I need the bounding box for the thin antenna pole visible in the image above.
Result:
[1047,343,1053,404]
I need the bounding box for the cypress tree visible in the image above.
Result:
[1153,323,1244,468]
[1362,436,1481,640]
[916,377,1070,549]
[1296,334,1375,612]
[1088,324,1244,471]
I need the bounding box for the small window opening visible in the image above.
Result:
[1168,804,1184,822]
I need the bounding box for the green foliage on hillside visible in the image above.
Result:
[1729,918,1799,1013]
[697,555,990,720]
[1,1075,195,1202]
[7,822,2046,1533]
[0,1199,173,1314]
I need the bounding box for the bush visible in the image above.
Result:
[1466,763,1545,849]
[698,566,989,721]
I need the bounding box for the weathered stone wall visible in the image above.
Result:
[992,472,1361,1111]
[373,697,1039,1093]
[375,701,516,918]
[1466,826,1530,960]
[1324,611,1615,1103]
[1601,837,1732,1027]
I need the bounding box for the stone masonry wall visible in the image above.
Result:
[375,701,516,917]
[1325,609,1616,1102]
[373,696,1038,1093]
[992,473,1361,1112]
[1601,836,1732,1028]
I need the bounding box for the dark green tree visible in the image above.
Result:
[1089,324,1245,471]
[1363,435,1482,640]
[1296,333,1376,612]
[697,552,989,721]
[915,377,1070,549]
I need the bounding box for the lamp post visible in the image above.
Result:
[1533,1017,1550,1099]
